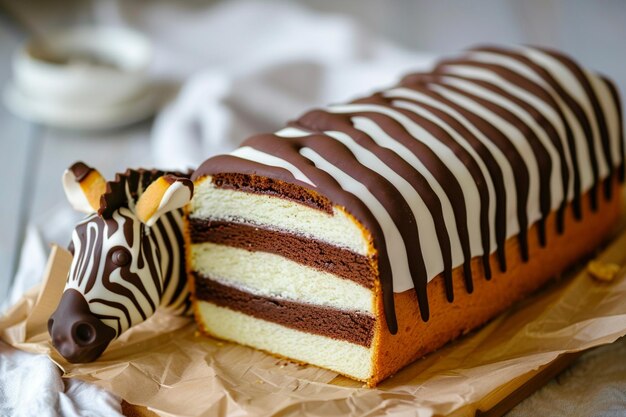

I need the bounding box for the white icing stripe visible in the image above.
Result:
[437,64,575,201]
[328,103,484,256]
[427,84,543,225]
[465,51,550,87]
[230,146,315,186]
[586,70,621,166]
[324,130,445,277]
[384,87,520,236]
[520,47,610,178]
[437,75,564,209]
[466,49,596,193]
[299,147,415,292]
[275,127,310,138]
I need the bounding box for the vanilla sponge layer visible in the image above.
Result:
[196,301,374,381]
[191,242,374,313]
[189,178,370,255]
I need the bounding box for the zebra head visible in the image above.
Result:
[48,162,193,363]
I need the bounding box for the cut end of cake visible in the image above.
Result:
[187,173,382,384]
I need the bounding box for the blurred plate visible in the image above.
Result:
[3,82,158,130]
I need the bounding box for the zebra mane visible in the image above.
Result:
[98,168,191,218]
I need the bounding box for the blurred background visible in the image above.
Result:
[1,0,626,304]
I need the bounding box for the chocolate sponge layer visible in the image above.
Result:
[188,219,375,288]
[194,273,376,347]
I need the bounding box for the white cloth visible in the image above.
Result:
[0,342,123,417]
[148,1,434,170]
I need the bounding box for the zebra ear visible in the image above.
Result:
[63,162,107,214]
[136,175,194,226]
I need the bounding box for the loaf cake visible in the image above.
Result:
[185,46,624,386]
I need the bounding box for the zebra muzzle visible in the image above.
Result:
[48,289,116,363]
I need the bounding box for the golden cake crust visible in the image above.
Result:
[370,179,622,386]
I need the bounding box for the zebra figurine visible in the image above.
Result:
[48,162,194,363]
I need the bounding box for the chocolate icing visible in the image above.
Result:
[188,219,375,288]
[99,168,190,218]
[69,162,94,182]
[194,274,376,347]
[420,74,553,247]
[192,46,624,335]
[49,289,116,363]
[469,46,606,213]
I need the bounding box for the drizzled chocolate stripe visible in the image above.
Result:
[308,103,485,294]
[444,56,585,223]
[539,48,614,200]
[192,46,624,334]
[425,75,554,247]
[603,77,626,181]
[400,78,534,261]
[359,94,495,283]
[471,46,602,212]
[432,60,574,233]
[384,88,509,271]
[293,110,456,299]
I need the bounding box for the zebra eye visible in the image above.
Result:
[112,249,131,267]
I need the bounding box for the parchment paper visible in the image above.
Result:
[2,232,626,417]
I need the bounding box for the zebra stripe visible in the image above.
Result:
[65,205,189,337]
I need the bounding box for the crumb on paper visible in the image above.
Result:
[587,260,621,282]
